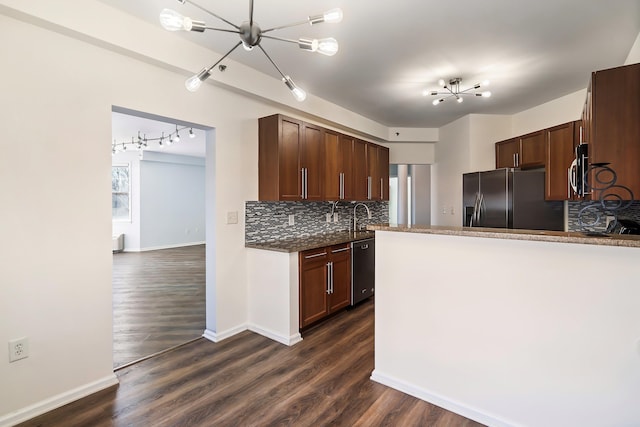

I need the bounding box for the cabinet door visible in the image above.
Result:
[519,130,546,169]
[367,144,380,200]
[378,146,390,201]
[328,245,351,313]
[299,249,329,328]
[278,117,303,201]
[352,139,369,201]
[495,138,519,168]
[545,122,576,200]
[589,63,640,200]
[324,130,341,200]
[340,135,354,200]
[301,123,324,201]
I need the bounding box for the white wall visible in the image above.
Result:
[512,90,584,136]
[373,230,640,427]
[383,142,436,165]
[139,154,206,250]
[469,114,512,170]
[432,116,471,227]
[625,31,640,64]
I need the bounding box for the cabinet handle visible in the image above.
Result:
[380,178,384,199]
[326,262,331,294]
[330,262,334,294]
[300,168,305,199]
[512,153,516,167]
[305,168,308,199]
[305,252,327,259]
[332,247,349,253]
[367,176,372,200]
[360,244,369,250]
[339,172,344,200]
[516,153,520,167]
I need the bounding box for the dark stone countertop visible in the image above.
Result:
[367,224,640,248]
[245,231,375,253]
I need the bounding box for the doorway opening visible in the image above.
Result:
[110,106,213,369]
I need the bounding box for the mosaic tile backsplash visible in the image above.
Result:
[568,200,640,232]
[245,201,389,243]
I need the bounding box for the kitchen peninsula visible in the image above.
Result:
[368,224,640,427]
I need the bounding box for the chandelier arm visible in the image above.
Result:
[257,45,287,80]
[260,34,298,44]
[262,20,309,34]
[182,0,240,30]
[204,41,243,73]
[203,27,242,34]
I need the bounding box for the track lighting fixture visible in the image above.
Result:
[159,0,343,101]
[424,78,492,106]
[112,125,196,155]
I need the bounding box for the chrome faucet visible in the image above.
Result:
[353,203,371,231]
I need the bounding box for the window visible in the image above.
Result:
[112,165,131,221]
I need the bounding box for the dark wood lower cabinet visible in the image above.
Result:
[299,243,351,329]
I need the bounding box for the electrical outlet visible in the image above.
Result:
[288,214,295,226]
[9,337,29,362]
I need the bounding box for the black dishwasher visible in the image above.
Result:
[351,238,375,305]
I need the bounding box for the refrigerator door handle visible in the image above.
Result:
[477,193,485,225]
[471,192,481,226]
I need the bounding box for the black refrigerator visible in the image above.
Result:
[462,168,564,231]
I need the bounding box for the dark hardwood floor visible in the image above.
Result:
[112,245,206,368]
[19,300,485,427]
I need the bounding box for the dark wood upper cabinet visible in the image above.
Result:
[259,114,388,202]
[496,138,520,168]
[352,139,369,201]
[519,130,546,169]
[378,146,390,201]
[258,114,324,201]
[545,121,577,200]
[583,63,640,201]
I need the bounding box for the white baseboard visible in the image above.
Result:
[0,374,119,427]
[370,370,515,427]
[202,324,247,343]
[248,324,303,346]
[124,241,205,252]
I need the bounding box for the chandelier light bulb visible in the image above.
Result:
[242,41,254,51]
[323,8,343,23]
[316,38,339,56]
[457,97,464,103]
[283,76,307,102]
[185,68,211,92]
[433,98,444,106]
[189,128,195,138]
[174,134,180,143]
[482,91,492,97]
[482,80,490,87]
[438,79,446,87]
[160,9,193,31]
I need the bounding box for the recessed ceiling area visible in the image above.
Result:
[99,0,640,128]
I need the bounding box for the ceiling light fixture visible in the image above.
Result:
[159,0,343,101]
[424,78,491,106]
[112,125,194,155]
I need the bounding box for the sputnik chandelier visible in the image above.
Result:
[112,125,195,155]
[424,78,491,105]
[159,0,343,101]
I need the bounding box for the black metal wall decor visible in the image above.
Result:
[577,163,635,232]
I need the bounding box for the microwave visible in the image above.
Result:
[569,143,588,197]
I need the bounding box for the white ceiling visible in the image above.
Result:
[102,0,640,130]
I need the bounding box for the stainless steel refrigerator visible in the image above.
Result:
[463,168,564,230]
